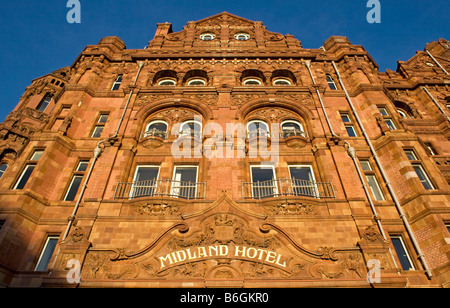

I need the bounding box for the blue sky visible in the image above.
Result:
[0,0,448,122]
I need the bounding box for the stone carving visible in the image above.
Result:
[262,201,317,216]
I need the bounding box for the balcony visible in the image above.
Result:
[114,179,207,200]
[242,178,335,200]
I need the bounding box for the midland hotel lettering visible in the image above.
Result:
[0,12,449,288]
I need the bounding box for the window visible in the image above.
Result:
[158,79,176,86]
[64,161,89,201]
[180,120,202,138]
[397,109,408,118]
[36,95,52,112]
[132,166,160,198]
[341,113,357,137]
[273,78,292,86]
[281,121,305,138]
[250,165,277,199]
[14,150,44,190]
[92,114,109,138]
[35,236,59,272]
[405,149,435,190]
[289,165,318,197]
[187,79,206,86]
[360,160,385,201]
[243,78,262,85]
[172,166,198,199]
[0,163,8,179]
[326,75,338,90]
[247,120,270,138]
[390,235,415,271]
[378,107,397,130]
[200,33,215,41]
[145,121,168,139]
[111,75,123,90]
[446,223,450,233]
[424,142,438,156]
[235,33,250,41]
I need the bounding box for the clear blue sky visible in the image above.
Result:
[0,0,448,122]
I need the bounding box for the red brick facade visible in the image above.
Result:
[0,12,449,288]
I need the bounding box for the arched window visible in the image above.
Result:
[326,75,338,90]
[180,120,202,138]
[200,33,216,41]
[281,120,305,138]
[145,121,168,139]
[273,78,292,86]
[235,33,250,41]
[247,120,270,138]
[187,79,206,86]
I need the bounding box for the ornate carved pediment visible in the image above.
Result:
[81,213,366,282]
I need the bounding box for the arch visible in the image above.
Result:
[240,69,266,84]
[236,97,315,122]
[394,100,415,117]
[183,69,209,85]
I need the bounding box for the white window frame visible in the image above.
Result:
[412,163,435,190]
[0,163,8,179]
[200,33,216,41]
[390,235,415,271]
[145,120,168,138]
[34,236,59,271]
[111,74,123,90]
[273,78,292,86]
[180,120,203,138]
[326,75,337,90]
[250,165,278,198]
[281,120,305,138]
[288,165,318,198]
[384,119,397,130]
[243,78,262,85]
[187,79,206,86]
[235,33,250,40]
[158,79,176,86]
[131,165,161,198]
[171,165,199,199]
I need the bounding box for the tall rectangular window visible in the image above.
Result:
[172,166,198,199]
[131,165,160,198]
[91,114,109,138]
[404,149,435,190]
[341,113,357,137]
[250,165,277,199]
[378,106,397,130]
[390,235,415,271]
[359,160,384,201]
[326,75,338,90]
[14,150,44,190]
[0,163,8,179]
[111,75,123,90]
[34,236,59,271]
[289,165,317,198]
[36,95,52,112]
[64,161,89,201]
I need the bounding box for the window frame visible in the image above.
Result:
[91,113,109,138]
[281,120,305,138]
[404,149,435,190]
[131,165,161,199]
[158,78,177,86]
[34,235,59,272]
[13,150,44,190]
[234,33,250,41]
[326,75,338,90]
[200,33,216,41]
[341,113,357,137]
[390,235,415,271]
[171,165,199,199]
[359,159,385,201]
[36,95,52,112]
[247,120,270,138]
[180,120,203,138]
[145,120,168,139]
[250,165,278,199]
[288,165,318,198]
[273,78,292,86]
[0,163,8,179]
[243,78,262,86]
[63,161,90,201]
[111,74,123,91]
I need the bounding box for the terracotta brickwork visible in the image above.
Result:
[0,12,449,288]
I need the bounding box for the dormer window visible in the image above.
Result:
[235,33,250,41]
[200,33,216,41]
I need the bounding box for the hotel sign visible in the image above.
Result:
[158,244,287,270]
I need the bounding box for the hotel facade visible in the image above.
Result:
[0,12,449,288]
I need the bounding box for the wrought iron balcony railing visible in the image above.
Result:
[114,179,207,200]
[242,178,335,199]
